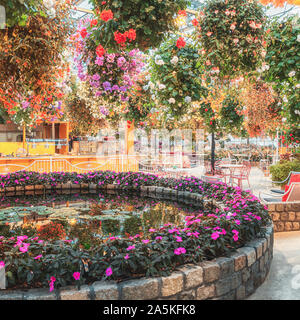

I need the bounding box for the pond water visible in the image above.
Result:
[0,192,205,248]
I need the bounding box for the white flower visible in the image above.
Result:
[149,82,155,90]
[158,84,166,90]
[283,96,288,103]
[151,95,156,100]
[297,35,300,43]
[43,0,54,9]
[47,8,56,18]
[295,84,300,89]
[171,56,179,64]
[155,55,164,65]
[288,71,296,77]
[143,85,149,91]
[184,96,192,103]
[168,98,176,104]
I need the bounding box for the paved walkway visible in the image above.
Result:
[247,231,300,300]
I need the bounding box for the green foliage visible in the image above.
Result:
[0,0,46,27]
[194,0,266,78]
[270,160,300,185]
[89,0,190,50]
[149,38,207,120]
[264,15,300,125]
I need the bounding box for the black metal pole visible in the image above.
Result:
[211,131,215,175]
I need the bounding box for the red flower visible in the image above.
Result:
[96,44,106,57]
[114,31,127,46]
[100,10,114,22]
[178,10,187,16]
[192,19,198,26]
[125,29,136,42]
[176,37,186,49]
[101,1,106,4]
[90,19,98,27]
[80,28,87,39]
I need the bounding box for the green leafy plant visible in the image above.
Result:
[270,160,300,185]
[89,0,190,50]
[193,0,266,78]
[149,37,207,119]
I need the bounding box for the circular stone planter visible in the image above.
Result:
[0,184,274,300]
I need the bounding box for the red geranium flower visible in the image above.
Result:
[114,31,127,46]
[176,37,186,49]
[96,44,106,57]
[100,10,114,22]
[192,19,198,26]
[90,19,98,27]
[125,29,136,42]
[178,10,187,16]
[80,28,87,39]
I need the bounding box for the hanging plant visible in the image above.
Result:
[219,95,244,134]
[149,37,208,120]
[263,16,300,125]
[193,0,266,78]
[238,78,279,137]
[89,0,190,51]
[121,74,155,127]
[0,1,73,126]
[73,17,145,105]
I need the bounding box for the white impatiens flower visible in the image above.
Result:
[158,84,166,90]
[283,96,288,103]
[171,56,179,64]
[184,96,192,103]
[143,85,149,91]
[168,98,176,104]
[297,34,300,42]
[295,83,300,89]
[288,71,296,77]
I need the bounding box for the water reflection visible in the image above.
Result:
[0,192,205,248]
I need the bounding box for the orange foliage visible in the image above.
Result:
[260,0,300,7]
[238,79,280,137]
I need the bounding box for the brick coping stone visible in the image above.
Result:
[0,185,274,300]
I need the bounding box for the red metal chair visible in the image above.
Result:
[231,161,251,188]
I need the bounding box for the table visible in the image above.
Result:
[219,164,244,185]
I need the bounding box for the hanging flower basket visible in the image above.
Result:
[89,0,189,51]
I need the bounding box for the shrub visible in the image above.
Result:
[270,160,300,185]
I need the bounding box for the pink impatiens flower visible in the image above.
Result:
[73,272,80,281]
[34,255,42,260]
[49,276,56,292]
[0,261,5,269]
[124,254,129,260]
[105,267,113,277]
[174,247,186,255]
[211,232,220,240]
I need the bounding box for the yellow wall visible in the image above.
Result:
[0,142,55,156]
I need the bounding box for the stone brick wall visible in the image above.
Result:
[0,225,273,300]
[267,202,300,232]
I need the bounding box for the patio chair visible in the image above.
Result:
[269,172,300,195]
[259,182,300,203]
[230,161,251,188]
